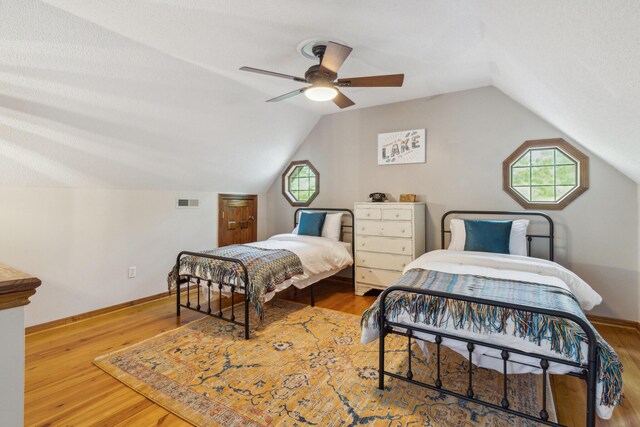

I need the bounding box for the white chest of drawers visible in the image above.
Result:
[354,202,426,296]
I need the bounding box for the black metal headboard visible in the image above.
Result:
[441,210,555,261]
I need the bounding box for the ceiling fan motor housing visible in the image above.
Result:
[311,44,326,59]
[303,45,337,84]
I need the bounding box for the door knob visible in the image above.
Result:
[248,216,255,221]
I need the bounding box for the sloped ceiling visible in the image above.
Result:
[1,1,639,192]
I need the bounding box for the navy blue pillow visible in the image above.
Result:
[297,211,327,237]
[463,220,513,254]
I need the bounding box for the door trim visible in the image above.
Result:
[218,194,258,246]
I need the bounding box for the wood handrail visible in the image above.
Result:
[0,264,41,310]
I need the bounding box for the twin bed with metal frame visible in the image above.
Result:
[372,210,608,427]
[174,208,354,339]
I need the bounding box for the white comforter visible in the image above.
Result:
[361,250,612,419]
[250,233,353,289]
[201,233,353,302]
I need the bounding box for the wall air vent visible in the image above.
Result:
[176,198,200,209]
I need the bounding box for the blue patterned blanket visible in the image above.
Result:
[168,245,304,319]
[361,269,623,408]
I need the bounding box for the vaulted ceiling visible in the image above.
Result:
[1,1,639,191]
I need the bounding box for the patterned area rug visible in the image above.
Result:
[94,300,555,426]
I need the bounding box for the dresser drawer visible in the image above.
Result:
[356,236,413,255]
[357,267,403,287]
[382,208,412,221]
[381,221,412,238]
[355,208,382,220]
[356,221,413,238]
[356,251,412,271]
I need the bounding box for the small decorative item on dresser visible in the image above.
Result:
[399,194,416,202]
[353,202,426,296]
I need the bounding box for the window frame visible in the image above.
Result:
[502,138,589,210]
[281,160,320,207]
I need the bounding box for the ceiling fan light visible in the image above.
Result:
[304,85,338,102]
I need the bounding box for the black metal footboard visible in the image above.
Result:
[377,286,599,427]
[175,251,251,339]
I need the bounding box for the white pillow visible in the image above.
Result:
[321,212,343,240]
[509,219,529,256]
[292,212,343,241]
[448,219,529,256]
[447,219,466,251]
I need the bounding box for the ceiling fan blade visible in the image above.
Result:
[266,87,307,102]
[319,42,352,75]
[240,66,307,83]
[333,90,355,109]
[337,74,404,87]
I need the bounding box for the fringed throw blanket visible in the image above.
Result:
[361,270,623,409]
[168,245,304,319]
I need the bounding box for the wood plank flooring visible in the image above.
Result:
[25,282,639,426]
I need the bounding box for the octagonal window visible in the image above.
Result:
[282,160,319,207]
[503,139,588,210]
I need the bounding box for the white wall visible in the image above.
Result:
[267,86,640,321]
[0,187,268,327]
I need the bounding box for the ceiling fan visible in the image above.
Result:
[240,42,404,109]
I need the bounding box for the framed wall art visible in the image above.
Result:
[377,129,426,165]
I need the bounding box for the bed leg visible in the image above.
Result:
[310,284,315,307]
[176,281,181,317]
[586,353,597,427]
[378,314,385,390]
[244,291,250,340]
[351,263,355,289]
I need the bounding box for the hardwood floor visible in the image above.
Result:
[25,282,638,426]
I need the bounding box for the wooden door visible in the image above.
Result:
[218,194,258,247]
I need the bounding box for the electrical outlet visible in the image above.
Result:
[128,266,137,278]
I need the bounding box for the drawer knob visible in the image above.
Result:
[366,213,370,217]
[395,213,399,217]
[361,243,365,247]
[402,263,406,267]
[402,229,406,233]
[361,275,365,279]
[361,227,365,231]
[402,247,406,251]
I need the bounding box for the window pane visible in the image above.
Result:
[556,186,574,200]
[290,167,301,179]
[531,166,554,185]
[556,165,577,186]
[531,186,555,201]
[514,186,531,201]
[298,166,310,178]
[309,180,316,191]
[555,149,575,165]
[289,177,299,191]
[512,167,530,186]
[298,191,310,201]
[531,149,554,166]
[298,178,309,191]
[513,152,530,167]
